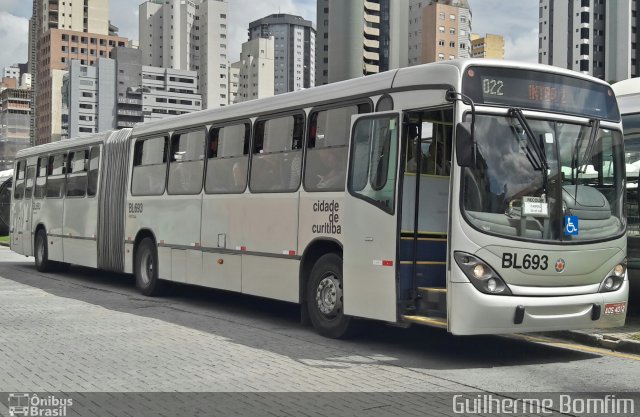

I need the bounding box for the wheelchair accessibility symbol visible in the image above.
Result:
[564,216,579,236]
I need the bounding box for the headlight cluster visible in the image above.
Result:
[454,251,512,295]
[598,261,626,293]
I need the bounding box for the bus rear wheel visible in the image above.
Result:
[307,253,353,338]
[135,237,165,296]
[34,229,52,272]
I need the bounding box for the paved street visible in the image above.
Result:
[0,247,639,416]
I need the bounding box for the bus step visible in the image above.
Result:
[401,315,447,329]
[415,287,447,318]
[417,287,447,294]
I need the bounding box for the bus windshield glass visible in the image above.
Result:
[462,114,625,242]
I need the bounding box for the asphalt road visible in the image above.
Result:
[0,247,639,416]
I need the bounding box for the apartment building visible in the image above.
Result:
[408,0,472,65]
[233,37,275,103]
[539,0,638,82]
[471,33,505,59]
[35,28,127,144]
[0,89,31,170]
[316,0,409,84]
[139,0,229,109]
[248,14,315,95]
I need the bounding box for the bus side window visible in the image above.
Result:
[250,114,304,193]
[205,122,250,194]
[87,147,100,197]
[305,103,371,192]
[348,115,399,213]
[24,165,35,199]
[66,149,89,198]
[46,153,67,198]
[167,129,206,195]
[131,136,168,196]
[34,157,47,199]
[405,109,453,176]
[13,161,25,200]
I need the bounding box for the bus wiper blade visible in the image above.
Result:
[508,108,549,172]
[578,119,601,172]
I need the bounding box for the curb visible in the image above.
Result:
[545,329,640,355]
[0,242,9,248]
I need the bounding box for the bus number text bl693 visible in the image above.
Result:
[128,203,144,214]
[502,253,548,271]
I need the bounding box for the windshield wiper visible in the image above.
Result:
[508,108,549,172]
[577,119,601,173]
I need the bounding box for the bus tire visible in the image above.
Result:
[307,253,353,339]
[135,237,165,296]
[34,229,52,273]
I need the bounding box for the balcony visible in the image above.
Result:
[363,50,380,61]
[364,0,380,12]
[117,109,143,117]
[117,97,142,105]
[117,121,138,128]
[363,37,380,49]
[364,13,380,24]
[363,25,380,37]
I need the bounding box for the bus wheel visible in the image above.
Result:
[135,237,164,296]
[34,229,52,272]
[307,253,353,338]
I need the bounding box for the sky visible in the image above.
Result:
[0,0,538,73]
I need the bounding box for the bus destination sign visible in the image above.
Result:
[463,66,620,121]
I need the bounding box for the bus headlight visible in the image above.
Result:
[454,251,512,296]
[599,262,626,293]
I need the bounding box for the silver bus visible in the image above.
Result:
[11,60,628,337]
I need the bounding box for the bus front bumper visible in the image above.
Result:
[448,281,629,335]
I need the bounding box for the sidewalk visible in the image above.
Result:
[548,316,640,355]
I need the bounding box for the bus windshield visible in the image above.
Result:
[462,114,625,242]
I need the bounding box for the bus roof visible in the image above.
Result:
[132,59,609,138]
[16,130,117,159]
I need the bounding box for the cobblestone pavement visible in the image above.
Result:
[0,248,639,416]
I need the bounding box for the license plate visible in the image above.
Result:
[604,302,627,315]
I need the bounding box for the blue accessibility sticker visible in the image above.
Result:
[564,215,579,236]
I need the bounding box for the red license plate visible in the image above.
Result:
[604,302,627,315]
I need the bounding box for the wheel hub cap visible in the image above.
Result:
[316,275,342,316]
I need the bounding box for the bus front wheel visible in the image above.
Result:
[135,237,165,296]
[34,229,52,272]
[307,253,353,338]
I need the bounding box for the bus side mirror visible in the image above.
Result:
[456,122,474,167]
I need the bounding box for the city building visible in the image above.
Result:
[316,0,409,84]
[2,66,21,81]
[538,0,638,82]
[30,0,125,144]
[140,66,202,122]
[35,28,127,144]
[408,0,472,66]
[471,33,505,59]
[61,48,202,138]
[228,62,240,105]
[112,47,144,129]
[62,59,116,139]
[248,14,315,95]
[233,37,275,103]
[139,0,229,109]
[0,88,31,170]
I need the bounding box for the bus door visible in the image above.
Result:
[398,109,453,325]
[22,164,36,256]
[11,161,26,254]
[343,112,402,322]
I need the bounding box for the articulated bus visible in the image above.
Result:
[11,60,628,337]
[612,78,640,284]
